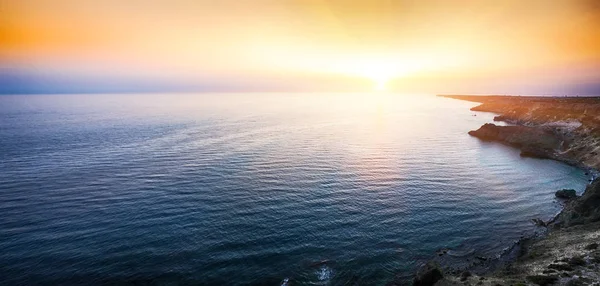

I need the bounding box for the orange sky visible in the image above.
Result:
[1,0,599,94]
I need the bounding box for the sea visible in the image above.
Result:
[0,93,590,285]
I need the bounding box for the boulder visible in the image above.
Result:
[413,262,443,286]
[459,271,471,281]
[532,218,547,227]
[555,189,577,199]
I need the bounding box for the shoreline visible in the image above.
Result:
[408,95,600,286]
[439,95,600,172]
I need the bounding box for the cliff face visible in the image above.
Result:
[468,123,562,159]
[555,178,600,227]
[440,95,600,170]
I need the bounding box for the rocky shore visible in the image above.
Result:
[407,95,600,286]
[440,95,600,171]
[433,178,600,286]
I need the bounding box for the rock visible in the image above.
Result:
[532,218,547,227]
[468,124,561,160]
[555,189,577,199]
[309,259,329,267]
[584,242,598,250]
[436,248,449,256]
[413,262,443,286]
[568,256,586,266]
[566,278,588,286]
[527,275,558,285]
[520,147,553,159]
[591,252,600,263]
[555,178,600,227]
[548,263,573,271]
[460,271,471,281]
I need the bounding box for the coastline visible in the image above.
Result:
[439,95,600,172]
[424,179,600,286]
[407,95,600,286]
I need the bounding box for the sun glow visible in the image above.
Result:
[375,78,388,91]
[353,60,408,91]
[1,0,598,94]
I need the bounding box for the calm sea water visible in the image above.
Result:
[0,93,589,285]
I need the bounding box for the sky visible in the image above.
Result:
[1,0,600,95]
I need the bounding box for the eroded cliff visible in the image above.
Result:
[440,95,600,170]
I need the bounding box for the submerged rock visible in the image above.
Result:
[555,189,577,199]
[532,218,548,227]
[413,262,443,286]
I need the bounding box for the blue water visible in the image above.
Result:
[0,93,589,285]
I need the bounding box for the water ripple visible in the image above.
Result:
[0,93,589,285]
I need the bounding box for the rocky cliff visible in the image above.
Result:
[468,123,562,159]
[555,178,600,228]
[409,95,600,286]
[440,95,600,171]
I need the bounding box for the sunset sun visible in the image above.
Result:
[373,76,390,91]
[352,61,399,91]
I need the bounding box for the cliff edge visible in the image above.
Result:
[440,95,600,171]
